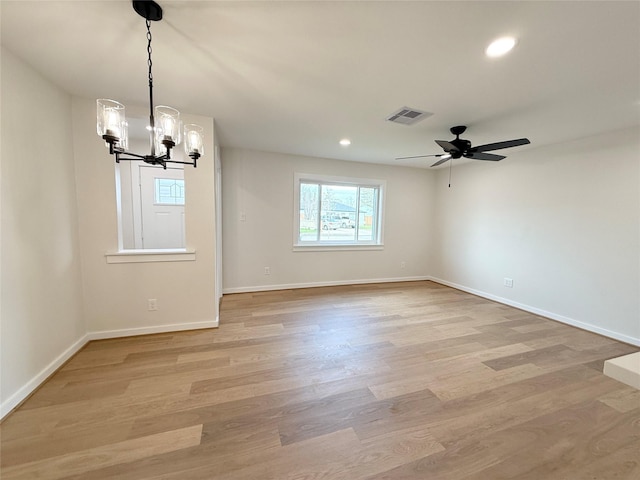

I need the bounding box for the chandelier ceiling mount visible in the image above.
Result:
[133,0,163,22]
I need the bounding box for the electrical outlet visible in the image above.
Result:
[504,278,514,288]
[240,212,246,222]
[148,298,158,311]
[400,261,406,269]
[264,266,271,275]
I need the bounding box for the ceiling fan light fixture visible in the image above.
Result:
[485,36,517,58]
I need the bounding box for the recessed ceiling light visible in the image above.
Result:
[339,139,351,146]
[486,36,517,58]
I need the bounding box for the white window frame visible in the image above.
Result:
[293,173,385,251]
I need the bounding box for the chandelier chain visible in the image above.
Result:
[146,19,153,87]
[146,19,154,156]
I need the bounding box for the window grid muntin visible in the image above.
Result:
[154,178,185,205]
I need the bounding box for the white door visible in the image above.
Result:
[139,166,185,249]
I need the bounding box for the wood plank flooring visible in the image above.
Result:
[1,281,639,479]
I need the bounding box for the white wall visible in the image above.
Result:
[1,48,85,415]
[72,98,219,336]
[431,127,640,345]
[0,53,220,418]
[221,148,434,291]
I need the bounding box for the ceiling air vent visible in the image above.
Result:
[386,107,433,125]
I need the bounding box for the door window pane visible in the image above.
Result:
[155,178,185,205]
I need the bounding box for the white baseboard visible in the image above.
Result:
[0,318,219,421]
[87,319,219,341]
[1,333,89,420]
[428,276,640,347]
[222,276,431,294]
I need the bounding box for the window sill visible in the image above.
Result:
[293,244,384,252]
[105,249,196,264]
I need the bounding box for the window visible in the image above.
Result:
[155,178,185,205]
[294,173,384,248]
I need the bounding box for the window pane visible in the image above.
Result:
[154,178,185,205]
[299,183,319,241]
[357,187,377,241]
[320,185,357,241]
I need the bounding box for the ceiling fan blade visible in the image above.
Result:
[431,154,452,167]
[395,154,440,160]
[435,140,459,152]
[472,138,530,152]
[465,152,506,161]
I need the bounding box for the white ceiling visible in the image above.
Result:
[2,1,639,168]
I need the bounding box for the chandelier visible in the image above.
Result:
[96,1,203,169]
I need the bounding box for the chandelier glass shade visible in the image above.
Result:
[96,1,203,169]
[96,99,128,150]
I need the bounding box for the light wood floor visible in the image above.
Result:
[1,281,639,479]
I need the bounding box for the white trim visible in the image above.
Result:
[292,244,384,252]
[105,249,196,264]
[214,145,223,307]
[115,162,125,249]
[428,276,640,347]
[131,161,144,249]
[222,276,431,294]
[295,172,387,187]
[1,334,89,420]
[87,319,219,341]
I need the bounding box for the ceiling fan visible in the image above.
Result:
[397,125,530,167]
